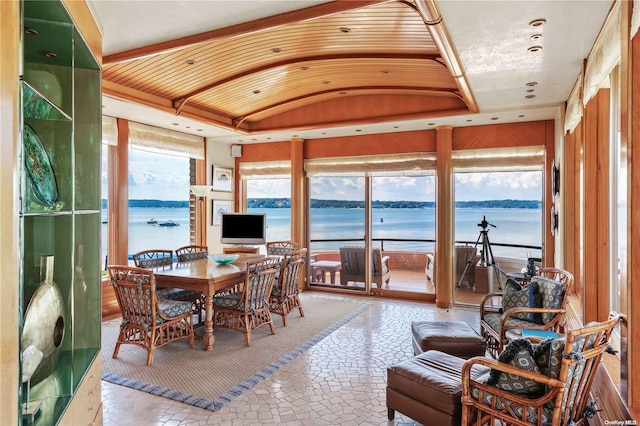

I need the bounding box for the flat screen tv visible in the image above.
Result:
[220,213,266,245]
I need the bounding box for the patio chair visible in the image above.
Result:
[108,265,195,366]
[270,248,307,326]
[175,245,209,262]
[339,246,390,288]
[479,269,574,357]
[212,257,281,346]
[462,311,620,426]
[266,240,300,255]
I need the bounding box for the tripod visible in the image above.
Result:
[457,216,502,292]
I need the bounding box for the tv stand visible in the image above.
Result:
[223,246,260,254]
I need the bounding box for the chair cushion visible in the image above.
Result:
[160,288,201,301]
[532,276,566,324]
[501,278,540,323]
[483,312,540,335]
[212,292,242,309]
[486,338,545,397]
[157,298,193,319]
[470,386,555,423]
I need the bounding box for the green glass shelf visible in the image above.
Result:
[22,80,71,122]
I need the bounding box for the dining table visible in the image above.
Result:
[152,253,264,351]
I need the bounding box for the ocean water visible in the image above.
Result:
[101,206,542,262]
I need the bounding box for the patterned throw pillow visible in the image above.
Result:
[486,338,545,397]
[531,276,565,324]
[501,278,540,323]
[533,337,566,380]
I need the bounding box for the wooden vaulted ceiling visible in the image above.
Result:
[102,0,477,136]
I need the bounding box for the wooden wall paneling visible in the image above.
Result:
[543,120,555,267]
[452,121,550,150]
[563,127,580,295]
[582,96,599,322]
[435,126,453,308]
[238,141,291,162]
[305,130,437,158]
[596,88,611,322]
[627,10,640,410]
[0,1,20,424]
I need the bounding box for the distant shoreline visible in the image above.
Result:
[107,198,541,209]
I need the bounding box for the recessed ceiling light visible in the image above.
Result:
[197,129,203,132]
[527,46,542,53]
[185,59,196,65]
[44,51,57,58]
[526,89,535,93]
[518,115,525,118]
[252,138,258,141]
[526,81,538,86]
[253,89,261,94]
[24,28,38,35]
[171,122,179,126]
[300,66,309,71]
[525,94,536,99]
[355,129,362,132]
[490,117,499,120]
[185,126,190,129]
[530,34,542,41]
[323,81,331,85]
[271,47,281,53]
[466,119,472,122]
[339,91,347,95]
[381,70,390,74]
[339,27,351,33]
[529,19,546,27]
[428,122,436,126]
[393,126,399,129]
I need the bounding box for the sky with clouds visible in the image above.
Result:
[104,148,542,202]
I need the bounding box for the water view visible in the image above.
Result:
[101,205,542,262]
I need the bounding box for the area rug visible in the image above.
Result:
[101,294,371,411]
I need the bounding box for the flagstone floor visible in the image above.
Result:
[101,292,480,425]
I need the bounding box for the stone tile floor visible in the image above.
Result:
[102,292,480,425]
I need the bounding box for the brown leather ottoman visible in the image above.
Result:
[386,350,489,426]
[412,320,486,358]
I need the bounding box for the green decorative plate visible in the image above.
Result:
[23,124,58,207]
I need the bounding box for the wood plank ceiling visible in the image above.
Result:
[102,0,476,135]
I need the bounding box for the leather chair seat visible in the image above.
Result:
[411,320,486,358]
[387,350,489,426]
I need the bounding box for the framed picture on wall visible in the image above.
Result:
[212,165,233,192]
[552,160,560,197]
[212,200,232,225]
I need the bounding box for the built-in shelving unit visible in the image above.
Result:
[19,1,102,424]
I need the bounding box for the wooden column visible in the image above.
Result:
[582,90,610,323]
[0,1,20,423]
[109,119,129,265]
[435,126,454,308]
[562,126,581,295]
[290,138,305,246]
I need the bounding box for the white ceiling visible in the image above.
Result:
[89,0,614,145]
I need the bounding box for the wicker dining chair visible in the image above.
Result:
[175,245,209,262]
[108,265,195,366]
[270,248,307,326]
[266,240,300,256]
[462,311,620,426]
[133,249,204,325]
[212,257,281,346]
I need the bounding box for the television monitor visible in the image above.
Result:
[220,213,266,245]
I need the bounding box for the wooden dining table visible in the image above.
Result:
[152,253,264,351]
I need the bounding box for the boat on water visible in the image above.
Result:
[147,218,158,224]
[158,220,179,227]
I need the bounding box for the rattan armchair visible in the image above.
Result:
[480,269,574,357]
[212,257,281,346]
[462,312,620,426]
[108,265,195,366]
[266,240,300,256]
[270,248,307,326]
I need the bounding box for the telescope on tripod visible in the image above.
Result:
[457,216,502,292]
